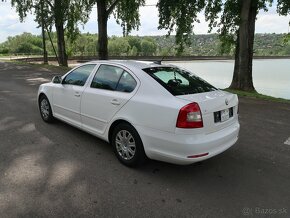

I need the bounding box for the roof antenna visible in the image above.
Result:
[154,42,176,65]
[154,56,165,65]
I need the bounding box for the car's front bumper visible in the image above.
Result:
[135,121,240,165]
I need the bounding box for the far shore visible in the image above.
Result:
[1,55,290,63]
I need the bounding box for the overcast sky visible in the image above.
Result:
[0,0,289,43]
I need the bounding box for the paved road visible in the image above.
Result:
[0,62,290,218]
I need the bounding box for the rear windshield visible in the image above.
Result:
[143,67,217,96]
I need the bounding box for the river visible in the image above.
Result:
[167,59,290,100]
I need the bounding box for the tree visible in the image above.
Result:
[11,0,92,66]
[108,37,130,56]
[157,0,206,54]
[126,36,142,55]
[158,0,274,91]
[277,0,290,42]
[205,0,273,91]
[140,38,157,56]
[277,0,290,15]
[93,0,145,60]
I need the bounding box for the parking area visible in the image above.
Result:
[0,61,289,217]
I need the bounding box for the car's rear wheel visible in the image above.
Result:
[39,95,54,123]
[111,123,146,167]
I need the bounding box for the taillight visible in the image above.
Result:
[176,102,203,128]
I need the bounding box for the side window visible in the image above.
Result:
[91,65,123,90]
[116,71,137,93]
[63,64,96,86]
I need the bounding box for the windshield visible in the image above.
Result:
[143,67,217,96]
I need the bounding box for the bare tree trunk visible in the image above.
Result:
[248,2,258,88]
[54,0,68,67]
[229,0,256,91]
[55,23,68,67]
[230,32,240,89]
[41,0,48,64]
[97,1,108,60]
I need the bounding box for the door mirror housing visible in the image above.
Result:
[52,76,62,84]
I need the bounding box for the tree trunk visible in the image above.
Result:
[41,0,48,64]
[54,0,68,67]
[229,0,256,91]
[229,32,240,89]
[97,1,109,60]
[55,23,68,67]
[41,25,48,65]
[247,2,258,88]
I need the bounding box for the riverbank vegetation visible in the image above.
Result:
[1,32,289,57]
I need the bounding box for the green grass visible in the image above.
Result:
[225,88,290,104]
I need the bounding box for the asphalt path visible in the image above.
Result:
[0,62,290,217]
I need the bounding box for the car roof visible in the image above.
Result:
[87,60,173,70]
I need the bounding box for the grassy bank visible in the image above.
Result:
[225,89,290,104]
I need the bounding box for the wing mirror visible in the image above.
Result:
[52,76,62,84]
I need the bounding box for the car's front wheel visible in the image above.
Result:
[39,95,54,123]
[112,123,146,167]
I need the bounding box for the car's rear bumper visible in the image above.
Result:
[135,121,240,165]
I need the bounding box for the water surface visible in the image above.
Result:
[167,59,290,100]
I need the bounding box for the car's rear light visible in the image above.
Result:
[176,102,203,128]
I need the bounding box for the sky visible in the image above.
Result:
[0,0,289,43]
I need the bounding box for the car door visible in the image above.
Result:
[81,64,139,136]
[52,64,97,127]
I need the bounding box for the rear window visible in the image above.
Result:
[143,67,217,96]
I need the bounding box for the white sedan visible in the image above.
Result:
[38,60,240,166]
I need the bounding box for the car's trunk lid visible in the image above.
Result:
[176,90,239,134]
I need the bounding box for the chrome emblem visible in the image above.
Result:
[225,99,229,105]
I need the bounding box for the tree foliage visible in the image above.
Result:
[157,0,206,54]
[205,0,273,52]
[114,0,145,35]
[93,0,145,59]
[1,32,289,57]
[277,0,290,15]
[11,0,92,40]
[11,0,93,66]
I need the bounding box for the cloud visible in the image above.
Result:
[256,14,289,33]
[0,2,41,42]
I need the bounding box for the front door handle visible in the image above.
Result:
[111,99,120,106]
[74,92,81,97]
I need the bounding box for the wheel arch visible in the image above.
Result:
[38,92,54,116]
[38,92,47,104]
[108,119,134,144]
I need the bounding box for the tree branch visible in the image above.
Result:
[107,0,121,15]
[44,0,54,10]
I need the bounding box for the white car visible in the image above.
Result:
[38,60,240,166]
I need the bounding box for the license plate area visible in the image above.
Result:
[214,107,234,123]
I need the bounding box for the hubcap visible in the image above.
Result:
[115,130,136,160]
[40,99,50,119]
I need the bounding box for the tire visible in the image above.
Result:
[111,123,146,167]
[39,95,54,123]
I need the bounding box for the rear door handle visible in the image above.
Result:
[111,99,120,106]
[74,92,81,97]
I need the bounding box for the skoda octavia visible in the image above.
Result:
[38,60,240,166]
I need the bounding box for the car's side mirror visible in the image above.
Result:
[52,76,62,84]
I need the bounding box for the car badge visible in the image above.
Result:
[225,99,229,105]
